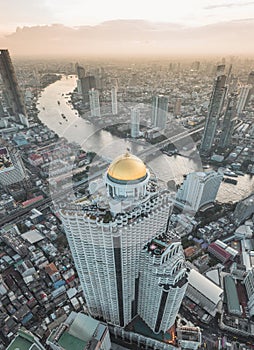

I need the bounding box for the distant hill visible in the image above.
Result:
[0,19,253,57]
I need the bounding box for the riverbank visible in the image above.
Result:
[36,75,254,204]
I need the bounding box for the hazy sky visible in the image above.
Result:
[1,0,254,33]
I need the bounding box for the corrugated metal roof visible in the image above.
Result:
[189,269,223,304]
[224,275,241,315]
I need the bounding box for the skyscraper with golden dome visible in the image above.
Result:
[60,152,189,336]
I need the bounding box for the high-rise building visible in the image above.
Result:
[244,268,254,317]
[216,64,225,76]
[247,71,254,101]
[218,94,237,148]
[0,49,28,125]
[247,71,254,86]
[200,75,227,154]
[130,106,140,138]
[111,86,118,115]
[236,85,252,115]
[173,98,181,117]
[138,235,188,333]
[152,95,168,129]
[234,194,254,225]
[75,63,86,79]
[47,311,111,350]
[176,171,223,212]
[0,144,27,187]
[60,152,189,336]
[76,74,96,105]
[89,89,101,117]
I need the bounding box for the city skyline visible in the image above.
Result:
[0,25,254,348]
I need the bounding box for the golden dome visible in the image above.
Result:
[107,152,147,181]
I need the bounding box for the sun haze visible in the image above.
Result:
[0,0,253,56]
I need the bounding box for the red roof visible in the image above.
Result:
[29,154,42,160]
[208,243,231,259]
[22,195,44,207]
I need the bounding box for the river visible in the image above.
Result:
[37,75,254,203]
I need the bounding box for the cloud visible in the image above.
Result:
[204,1,254,10]
[0,19,253,57]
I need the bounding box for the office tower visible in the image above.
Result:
[7,329,46,350]
[75,63,86,79]
[236,85,252,114]
[111,86,118,115]
[216,64,225,76]
[173,98,181,117]
[0,144,27,187]
[247,71,254,86]
[60,152,189,334]
[218,94,237,148]
[247,71,254,101]
[0,49,28,125]
[176,171,223,211]
[77,74,96,105]
[200,75,227,154]
[47,311,111,350]
[244,269,254,317]
[228,75,238,95]
[234,194,254,225]
[176,326,202,350]
[89,89,101,117]
[152,95,168,129]
[130,106,140,138]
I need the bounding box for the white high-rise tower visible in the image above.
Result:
[89,89,101,117]
[111,86,118,115]
[130,107,140,138]
[236,85,252,115]
[152,95,168,129]
[60,152,189,334]
[176,171,223,212]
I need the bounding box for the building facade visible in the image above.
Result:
[89,89,101,117]
[0,49,28,125]
[130,106,140,138]
[200,75,227,154]
[173,98,181,117]
[152,95,169,129]
[0,145,27,187]
[234,194,254,225]
[236,85,252,115]
[218,94,237,149]
[77,74,96,105]
[60,153,189,336]
[176,171,223,212]
[111,86,118,115]
[244,268,254,317]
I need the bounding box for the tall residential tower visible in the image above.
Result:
[152,95,169,129]
[200,75,227,154]
[130,106,140,138]
[218,94,237,148]
[60,153,189,337]
[0,49,28,125]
